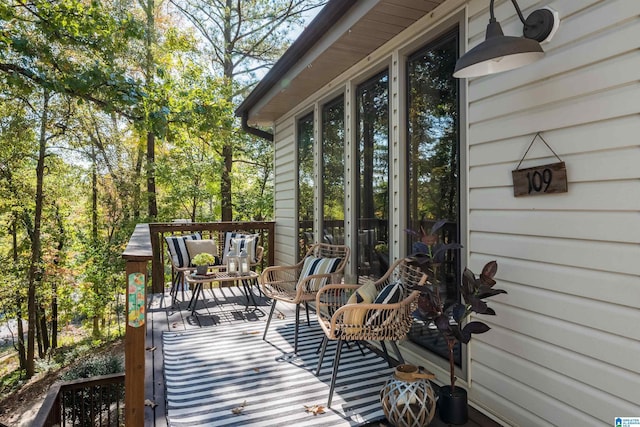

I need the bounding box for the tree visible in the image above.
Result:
[0,0,145,119]
[0,0,146,378]
[170,0,326,220]
[0,95,35,370]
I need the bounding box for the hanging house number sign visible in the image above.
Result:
[512,133,568,197]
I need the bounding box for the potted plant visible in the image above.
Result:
[191,252,215,275]
[406,220,507,424]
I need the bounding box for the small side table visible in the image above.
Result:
[185,270,260,315]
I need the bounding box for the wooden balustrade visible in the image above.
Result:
[32,373,125,427]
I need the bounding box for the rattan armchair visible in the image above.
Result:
[260,243,350,353]
[315,258,425,407]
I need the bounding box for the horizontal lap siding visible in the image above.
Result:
[273,118,297,266]
[466,0,640,425]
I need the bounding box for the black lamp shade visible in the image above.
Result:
[453,20,544,78]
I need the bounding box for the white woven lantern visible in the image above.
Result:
[380,364,436,427]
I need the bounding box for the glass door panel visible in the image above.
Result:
[406,29,461,365]
[356,71,389,280]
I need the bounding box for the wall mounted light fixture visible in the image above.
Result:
[453,0,558,78]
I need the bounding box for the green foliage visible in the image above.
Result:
[0,0,304,388]
[0,369,26,400]
[191,252,215,266]
[0,0,146,116]
[60,353,125,427]
[61,354,124,381]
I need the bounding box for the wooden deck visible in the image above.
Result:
[143,284,503,427]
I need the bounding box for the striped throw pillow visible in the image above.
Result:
[296,256,342,292]
[365,281,404,326]
[231,236,259,264]
[222,232,259,262]
[165,233,202,268]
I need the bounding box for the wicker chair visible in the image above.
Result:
[315,258,425,407]
[260,243,350,353]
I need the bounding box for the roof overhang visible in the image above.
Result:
[235,0,446,126]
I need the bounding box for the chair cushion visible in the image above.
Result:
[296,256,342,292]
[165,233,202,268]
[365,281,404,326]
[343,281,379,328]
[185,239,220,266]
[222,232,259,262]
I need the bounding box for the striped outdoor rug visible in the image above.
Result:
[162,317,392,426]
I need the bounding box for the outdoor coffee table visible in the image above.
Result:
[185,270,260,315]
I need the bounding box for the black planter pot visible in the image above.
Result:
[438,385,468,425]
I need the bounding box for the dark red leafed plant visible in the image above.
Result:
[406,221,507,390]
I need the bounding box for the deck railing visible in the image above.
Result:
[120,220,275,425]
[32,373,125,427]
[148,221,275,293]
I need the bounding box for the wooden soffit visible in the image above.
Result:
[237,0,446,125]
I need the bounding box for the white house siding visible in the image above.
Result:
[273,118,297,266]
[464,0,640,425]
[265,0,639,425]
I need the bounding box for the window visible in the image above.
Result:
[297,113,314,260]
[356,71,389,280]
[321,95,345,245]
[406,30,461,364]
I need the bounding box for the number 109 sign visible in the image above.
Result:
[512,161,568,197]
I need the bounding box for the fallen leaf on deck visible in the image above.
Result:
[144,399,157,409]
[253,367,260,373]
[146,346,157,351]
[304,404,326,416]
[231,400,247,415]
[277,312,286,320]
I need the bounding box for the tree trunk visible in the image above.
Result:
[143,0,158,220]
[92,155,98,242]
[51,202,65,349]
[16,295,26,369]
[93,316,100,338]
[51,286,58,349]
[147,131,157,219]
[221,141,233,221]
[12,216,27,368]
[37,303,49,357]
[133,143,143,220]
[220,0,234,222]
[26,89,50,378]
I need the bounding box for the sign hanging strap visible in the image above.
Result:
[515,132,563,171]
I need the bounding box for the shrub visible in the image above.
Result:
[60,354,124,427]
[61,354,124,381]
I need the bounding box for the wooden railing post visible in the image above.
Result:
[124,260,146,426]
[122,224,152,427]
